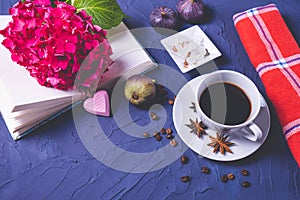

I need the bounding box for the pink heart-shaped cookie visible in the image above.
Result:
[83,90,110,117]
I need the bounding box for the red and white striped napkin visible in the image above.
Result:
[233,4,300,166]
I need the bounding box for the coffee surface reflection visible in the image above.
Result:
[199,82,251,125]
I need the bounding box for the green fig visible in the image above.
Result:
[124,74,156,105]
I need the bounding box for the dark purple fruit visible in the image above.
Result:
[150,6,178,29]
[176,0,205,24]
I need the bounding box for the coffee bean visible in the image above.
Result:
[227,173,235,180]
[201,167,210,174]
[170,139,177,147]
[160,128,166,134]
[166,134,174,139]
[153,115,159,120]
[180,155,189,164]
[150,112,156,117]
[242,181,251,188]
[221,174,228,183]
[153,132,160,137]
[168,99,174,105]
[155,134,162,141]
[166,128,172,134]
[241,169,249,176]
[181,176,191,182]
[150,112,159,120]
[143,132,151,138]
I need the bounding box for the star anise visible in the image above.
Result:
[189,102,197,113]
[185,118,207,138]
[207,132,234,155]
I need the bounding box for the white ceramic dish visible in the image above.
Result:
[161,25,222,73]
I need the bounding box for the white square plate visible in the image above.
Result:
[161,25,222,73]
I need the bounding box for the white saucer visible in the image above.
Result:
[173,75,270,161]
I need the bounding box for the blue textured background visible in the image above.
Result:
[0,0,300,199]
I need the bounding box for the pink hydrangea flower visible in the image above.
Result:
[0,0,112,92]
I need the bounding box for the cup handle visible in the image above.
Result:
[240,123,263,141]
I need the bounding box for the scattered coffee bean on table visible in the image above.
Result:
[170,139,177,147]
[242,181,251,188]
[166,128,172,134]
[221,174,228,183]
[168,99,174,105]
[227,173,235,180]
[181,175,191,182]
[155,134,162,141]
[241,169,249,176]
[166,134,174,139]
[201,167,211,174]
[150,112,159,120]
[180,155,189,164]
[153,132,159,137]
[160,128,166,134]
[143,132,151,138]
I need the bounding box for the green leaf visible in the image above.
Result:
[72,0,126,30]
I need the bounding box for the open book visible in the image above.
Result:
[0,15,156,140]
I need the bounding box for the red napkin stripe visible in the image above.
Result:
[284,119,300,139]
[257,54,300,77]
[256,55,300,98]
[233,4,300,166]
[234,5,282,61]
[234,5,300,99]
[233,4,278,24]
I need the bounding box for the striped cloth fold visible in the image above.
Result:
[233,4,300,167]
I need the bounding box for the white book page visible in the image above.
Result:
[98,22,156,89]
[3,101,71,132]
[4,99,75,119]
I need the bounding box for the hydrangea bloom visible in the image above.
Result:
[0,0,112,92]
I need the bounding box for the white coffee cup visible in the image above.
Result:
[195,70,263,141]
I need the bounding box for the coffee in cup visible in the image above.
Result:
[199,82,251,125]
